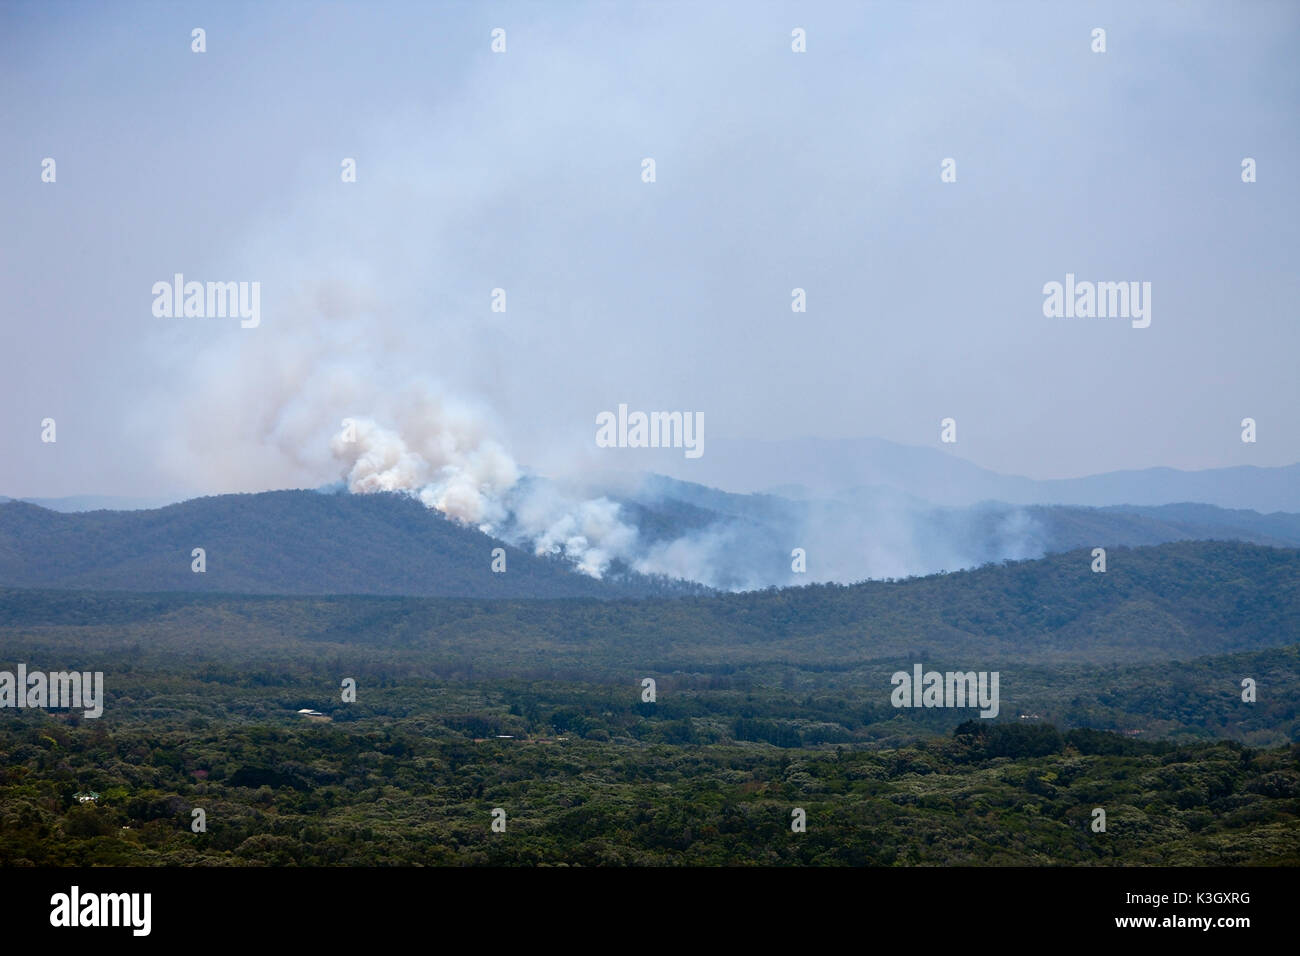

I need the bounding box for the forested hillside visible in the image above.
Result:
[6,487,1300,597]
[4,540,1294,672]
[3,539,1297,867]
[0,491,703,599]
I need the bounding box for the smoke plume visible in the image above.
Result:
[328,392,645,578]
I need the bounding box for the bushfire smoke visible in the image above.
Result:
[329,398,645,578]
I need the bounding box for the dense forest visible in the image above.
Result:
[2,539,1296,865]
[2,707,1296,866]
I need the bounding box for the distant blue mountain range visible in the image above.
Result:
[634,436,1300,513]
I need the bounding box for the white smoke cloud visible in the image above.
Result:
[327,394,646,577]
[333,408,518,531]
[510,488,639,578]
[632,526,765,591]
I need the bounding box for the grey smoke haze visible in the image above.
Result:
[2,1,1298,585]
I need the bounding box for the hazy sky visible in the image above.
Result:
[3,0,1298,499]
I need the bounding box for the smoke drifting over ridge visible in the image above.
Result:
[332,411,518,528]
[143,268,1055,589]
[141,264,722,582]
[328,394,1054,588]
[130,68,1071,590]
[145,282,1052,589]
[330,404,643,578]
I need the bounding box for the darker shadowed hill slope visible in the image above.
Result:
[0,490,702,599]
[1,541,1295,670]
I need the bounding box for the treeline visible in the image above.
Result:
[2,542,1299,680]
[2,712,1296,866]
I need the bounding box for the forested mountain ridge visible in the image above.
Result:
[0,491,703,599]
[5,485,1300,596]
[3,541,1295,670]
